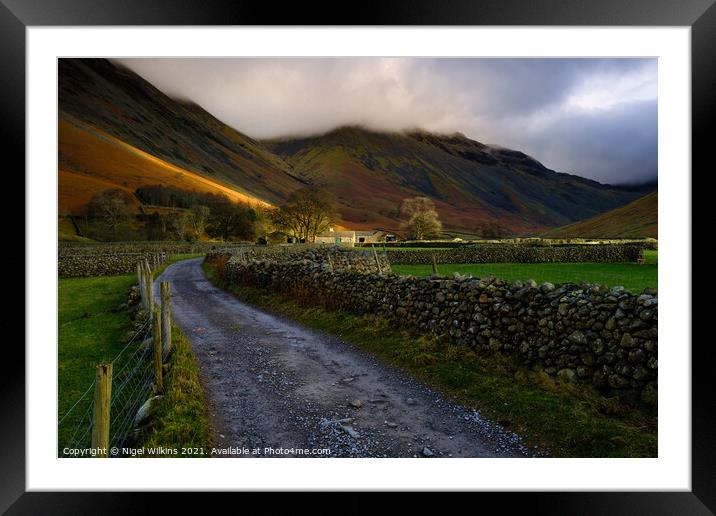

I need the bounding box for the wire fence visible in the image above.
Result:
[58,258,166,458]
[58,316,154,457]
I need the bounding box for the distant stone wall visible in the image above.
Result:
[210,248,657,406]
[386,244,643,265]
[206,245,390,274]
[59,241,251,256]
[357,238,657,249]
[58,240,252,278]
[58,252,166,278]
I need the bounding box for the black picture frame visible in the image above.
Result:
[5,0,712,512]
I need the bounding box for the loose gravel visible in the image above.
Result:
[155,258,533,458]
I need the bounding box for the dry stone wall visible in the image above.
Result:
[59,252,167,278]
[58,241,251,278]
[206,245,390,274]
[209,247,658,406]
[385,244,643,265]
[59,241,251,256]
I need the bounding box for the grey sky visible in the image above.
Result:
[116,57,657,185]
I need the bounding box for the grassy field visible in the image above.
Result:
[391,250,658,293]
[203,262,657,458]
[137,324,212,455]
[58,273,138,450]
[58,274,137,415]
[545,191,657,239]
[58,253,204,451]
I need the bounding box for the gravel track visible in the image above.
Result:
[155,258,532,458]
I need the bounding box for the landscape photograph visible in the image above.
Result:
[57,57,658,459]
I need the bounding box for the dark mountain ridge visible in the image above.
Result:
[265,125,648,233]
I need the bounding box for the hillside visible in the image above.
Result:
[58,58,306,214]
[59,117,271,213]
[265,127,648,234]
[59,58,652,234]
[543,191,657,238]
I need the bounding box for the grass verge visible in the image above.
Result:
[203,262,657,458]
[137,324,212,455]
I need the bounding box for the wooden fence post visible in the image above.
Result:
[372,247,382,274]
[144,259,154,312]
[137,262,146,309]
[91,363,112,457]
[431,254,439,276]
[153,308,163,392]
[161,281,172,356]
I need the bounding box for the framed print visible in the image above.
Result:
[6,0,714,511]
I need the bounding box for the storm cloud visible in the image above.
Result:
[116,57,657,185]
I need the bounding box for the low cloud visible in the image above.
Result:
[115,57,657,184]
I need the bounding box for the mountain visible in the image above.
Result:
[543,191,657,238]
[264,126,649,234]
[58,58,306,214]
[58,58,651,235]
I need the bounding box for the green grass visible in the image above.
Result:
[391,257,657,294]
[58,273,138,450]
[643,249,658,264]
[204,262,657,458]
[58,253,204,452]
[59,274,137,415]
[137,324,212,455]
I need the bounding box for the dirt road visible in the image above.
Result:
[155,258,531,458]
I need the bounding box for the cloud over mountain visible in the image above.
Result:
[116,57,657,185]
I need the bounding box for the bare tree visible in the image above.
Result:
[271,188,337,242]
[400,196,442,240]
[86,188,135,230]
[166,211,193,240]
[189,205,211,239]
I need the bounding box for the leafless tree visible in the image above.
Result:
[400,196,443,240]
[189,205,211,238]
[271,188,337,242]
[86,188,135,230]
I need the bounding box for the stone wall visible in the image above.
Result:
[206,245,390,274]
[386,244,643,265]
[357,237,657,249]
[59,241,251,256]
[58,240,250,277]
[210,249,657,405]
[58,252,166,278]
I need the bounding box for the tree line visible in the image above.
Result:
[79,184,511,242]
[81,187,262,242]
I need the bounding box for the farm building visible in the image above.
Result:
[314,229,386,245]
[355,230,386,243]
